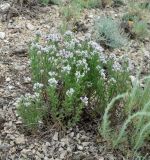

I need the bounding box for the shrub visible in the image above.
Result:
[95,17,128,49]
[131,21,149,39]
[100,75,150,155]
[17,31,131,129]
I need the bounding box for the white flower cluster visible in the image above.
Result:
[64,41,76,49]
[99,53,107,64]
[109,77,117,83]
[62,65,71,74]
[88,41,104,52]
[48,78,58,87]
[33,83,44,90]
[48,71,57,77]
[75,71,85,82]
[59,49,73,58]
[64,30,73,37]
[16,92,40,107]
[46,34,60,42]
[66,88,75,96]
[112,61,122,71]
[76,59,89,74]
[100,69,106,80]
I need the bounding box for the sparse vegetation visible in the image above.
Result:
[95,17,128,48]
[100,75,150,155]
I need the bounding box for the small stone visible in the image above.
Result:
[0,32,6,39]
[36,151,44,158]
[70,132,74,137]
[60,150,67,159]
[24,77,31,83]
[88,14,94,18]
[26,23,35,31]
[45,142,50,146]
[21,149,30,154]
[12,45,28,55]
[0,144,10,151]
[67,146,72,152]
[53,132,58,141]
[6,77,11,82]
[15,135,25,144]
[82,142,90,147]
[8,85,14,90]
[0,3,10,12]
[58,147,64,152]
[14,64,26,71]
[77,145,83,151]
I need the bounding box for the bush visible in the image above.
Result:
[95,17,128,49]
[17,31,131,129]
[132,21,149,39]
[100,75,150,155]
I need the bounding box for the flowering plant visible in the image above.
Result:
[17,31,131,128]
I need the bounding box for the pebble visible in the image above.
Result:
[15,135,25,144]
[0,32,6,39]
[26,23,35,31]
[6,77,11,82]
[53,132,59,141]
[0,3,10,12]
[77,145,84,151]
[82,142,90,147]
[60,150,67,159]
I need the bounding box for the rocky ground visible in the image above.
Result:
[0,2,150,160]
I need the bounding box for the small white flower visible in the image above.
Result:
[64,30,73,36]
[66,88,75,96]
[112,61,122,71]
[25,93,31,98]
[40,70,44,74]
[109,53,117,60]
[46,34,60,42]
[24,102,31,107]
[99,54,107,64]
[62,65,71,74]
[80,96,88,106]
[32,92,40,99]
[89,41,104,52]
[110,78,117,83]
[48,78,58,87]
[75,71,84,82]
[48,71,57,77]
[100,69,106,79]
[33,83,44,90]
[37,51,42,55]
